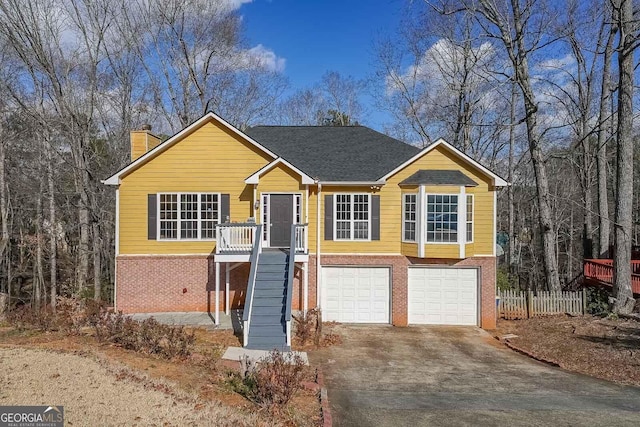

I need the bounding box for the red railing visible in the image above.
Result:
[583,259,640,294]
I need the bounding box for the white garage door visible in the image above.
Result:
[321,267,390,323]
[408,268,478,325]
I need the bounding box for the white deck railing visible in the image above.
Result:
[216,223,307,254]
[216,223,258,253]
[294,223,308,253]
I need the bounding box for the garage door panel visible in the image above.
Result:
[322,267,390,323]
[408,268,478,326]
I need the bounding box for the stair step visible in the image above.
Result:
[252,306,285,316]
[252,296,286,307]
[246,336,287,346]
[253,288,286,297]
[250,314,284,324]
[258,253,288,264]
[257,264,287,273]
[254,280,287,289]
[248,324,286,335]
[255,272,288,281]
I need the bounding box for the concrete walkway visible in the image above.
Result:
[309,325,640,427]
[128,310,243,333]
[222,347,309,364]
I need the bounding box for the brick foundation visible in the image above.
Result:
[115,255,249,314]
[116,254,496,329]
[306,255,496,329]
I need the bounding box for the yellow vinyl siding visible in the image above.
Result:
[257,163,304,193]
[424,244,459,258]
[118,118,495,258]
[318,144,495,258]
[401,242,418,257]
[119,120,272,255]
[319,186,398,253]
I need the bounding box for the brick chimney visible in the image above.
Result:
[130,124,161,161]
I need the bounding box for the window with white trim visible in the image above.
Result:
[466,194,473,242]
[403,194,417,242]
[158,193,219,240]
[426,194,458,243]
[335,194,370,240]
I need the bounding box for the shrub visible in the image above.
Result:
[56,297,87,334]
[497,266,518,291]
[93,311,195,360]
[292,308,320,345]
[585,287,610,315]
[249,350,307,408]
[5,305,55,331]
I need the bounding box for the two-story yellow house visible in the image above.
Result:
[104,112,507,350]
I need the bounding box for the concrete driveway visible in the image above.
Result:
[308,325,640,426]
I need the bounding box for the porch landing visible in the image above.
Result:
[128,310,243,332]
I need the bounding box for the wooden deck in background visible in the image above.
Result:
[583,259,640,295]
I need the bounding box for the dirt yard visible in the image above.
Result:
[0,327,321,426]
[496,315,640,386]
[0,347,257,426]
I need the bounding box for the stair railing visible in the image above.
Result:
[284,223,301,348]
[242,224,263,347]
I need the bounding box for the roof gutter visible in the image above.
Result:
[317,180,386,186]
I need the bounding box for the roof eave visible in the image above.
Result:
[379,138,509,187]
[244,157,315,185]
[317,180,387,186]
[103,112,278,186]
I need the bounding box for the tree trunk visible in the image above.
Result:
[76,143,91,295]
[612,0,635,314]
[508,83,516,276]
[519,75,561,292]
[34,187,44,309]
[0,138,8,294]
[46,136,57,312]
[596,21,615,258]
[92,221,101,300]
[477,0,561,292]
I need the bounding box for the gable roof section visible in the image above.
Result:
[245,157,315,185]
[399,170,478,187]
[381,138,508,186]
[103,112,278,185]
[245,126,420,182]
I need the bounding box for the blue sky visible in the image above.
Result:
[240,0,408,129]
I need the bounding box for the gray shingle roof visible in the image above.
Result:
[399,170,478,186]
[245,126,420,182]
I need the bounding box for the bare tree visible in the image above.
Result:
[596,5,616,258]
[465,0,562,291]
[611,0,635,314]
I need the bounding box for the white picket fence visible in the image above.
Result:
[498,289,585,320]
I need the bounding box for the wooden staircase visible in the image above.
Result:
[245,251,290,351]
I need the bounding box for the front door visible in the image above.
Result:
[269,194,293,247]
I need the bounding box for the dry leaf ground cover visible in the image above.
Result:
[496,315,640,386]
[0,327,322,426]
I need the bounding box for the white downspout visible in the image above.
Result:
[215,261,220,324]
[316,182,322,309]
[114,187,120,310]
[252,184,257,219]
[225,265,230,315]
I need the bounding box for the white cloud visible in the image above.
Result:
[246,44,286,72]
[221,0,253,11]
